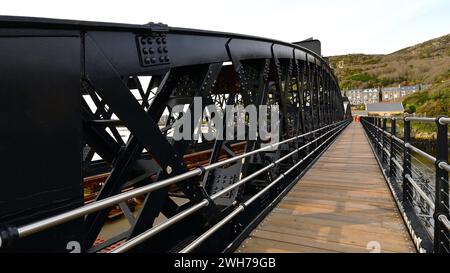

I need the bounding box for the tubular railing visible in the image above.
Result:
[0,118,351,251]
[116,120,350,253]
[361,116,450,253]
[177,123,347,253]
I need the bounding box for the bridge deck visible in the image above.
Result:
[238,122,415,253]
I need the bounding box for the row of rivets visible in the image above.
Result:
[137,35,170,66]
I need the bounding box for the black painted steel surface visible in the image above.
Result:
[0,16,347,252]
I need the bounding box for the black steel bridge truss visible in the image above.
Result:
[0,16,351,253]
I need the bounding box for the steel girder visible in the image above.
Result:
[0,16,346,252]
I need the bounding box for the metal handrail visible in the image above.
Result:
[438,162,450,172]
[392,158,403,172]
[404,143,437,163]
[405,117,436,123]
[111,121,349,253]
[439,117,450,125]
[438,215,450,231]
[389,116,449,125]
[1,118,350,245]
[178,122,348,253]
[361,119,404,144]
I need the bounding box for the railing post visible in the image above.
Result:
[371,117,376,145]
[374,118,379,153]
[434,115,449,253]
[377,117,382,155]
[389,118,396,178]
[403,117,412,203]
[381,118,387,165]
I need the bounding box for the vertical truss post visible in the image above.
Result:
[297,61,306,134]
[434,115,449,253]
[315,61,321,128]
[307,59,315,130]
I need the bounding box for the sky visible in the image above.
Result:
[1,0,450,56]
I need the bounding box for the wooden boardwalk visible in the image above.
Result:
[238,122,415,253]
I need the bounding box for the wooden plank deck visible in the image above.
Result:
[237,122,415,253]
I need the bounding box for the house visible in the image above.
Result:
[366,103,404,117]
[347,88,379,105]
[381,84,431,102]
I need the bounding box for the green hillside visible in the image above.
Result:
[402,81,450,117]
[329,33,450,133]
[329,34,450,90]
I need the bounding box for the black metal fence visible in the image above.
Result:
[361,116,450,253]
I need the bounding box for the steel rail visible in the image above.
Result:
[392,158,404,172]
[209,125,345,201]
[110,121,350,253]
[362,122,384,149]
[361,120,437,163]
[405,174,435,210]
[405,117,436,123]
[438,117,450,125]
[439,162,450,172]
[6,119,349,241]
[399,116,450,125]
[404,143,436,163]
[390,116,436,123]
[179,122,348,253]
[361,119,405,144]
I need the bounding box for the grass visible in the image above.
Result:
[401,82,450,134]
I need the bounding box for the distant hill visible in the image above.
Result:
[403,81,450,117]
[329,34,450,90]
[329,34,450,125]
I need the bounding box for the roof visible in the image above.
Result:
[366,103,404,112]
